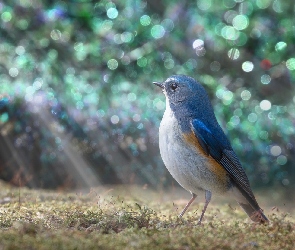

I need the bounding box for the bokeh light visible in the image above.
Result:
[197,0,212,10]
[232,15,249,30]
[277,155,287,165]
[286,58,295,70]
[107,7,118,19]
[151,25,165,39]
[242,61,254,72]
[260,100,271,111]
[110,115,120,124]
[275,41,287,51]
[241,90,251,100]
[221,26,239,40]
[228,48,240,60]
[248,113,257,123]
[261,74,271,84]
[193,39,204,49]
[140,15,151,26]
[270,145,281,156]
[107,59,119,70]
[1,12,12,22]
[256,0,272,9]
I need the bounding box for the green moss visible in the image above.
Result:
[0,182,294,250]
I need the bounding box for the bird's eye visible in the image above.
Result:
[170,83,178,91]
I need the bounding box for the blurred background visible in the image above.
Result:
[0,0,294,199]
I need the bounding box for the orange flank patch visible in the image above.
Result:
[182,132,208,156]
[206,157,228,184]
[183,132,228,185]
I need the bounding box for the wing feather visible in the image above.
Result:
[191,119,259,209]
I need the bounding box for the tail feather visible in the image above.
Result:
[232,186,268,223]
[238,202,268,223]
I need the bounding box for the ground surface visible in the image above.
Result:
[0,181,294,250]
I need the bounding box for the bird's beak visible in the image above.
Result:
[153,81,164,89]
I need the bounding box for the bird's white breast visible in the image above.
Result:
[159,102,227,194]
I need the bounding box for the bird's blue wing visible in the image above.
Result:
[191,119,259,208]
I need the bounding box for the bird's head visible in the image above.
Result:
[153,75,208,106]
[153,75,216,126]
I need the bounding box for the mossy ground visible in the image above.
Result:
[0,181,294,250]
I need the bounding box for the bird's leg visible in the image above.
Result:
[178,193,197,218]
[197,190,212,225]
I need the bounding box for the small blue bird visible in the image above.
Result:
[153,75,268,224]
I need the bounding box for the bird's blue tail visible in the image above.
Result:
[238,202,268,223]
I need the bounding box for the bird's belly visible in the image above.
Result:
[159,112,228,195]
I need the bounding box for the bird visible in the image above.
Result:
[153,75,268,224]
